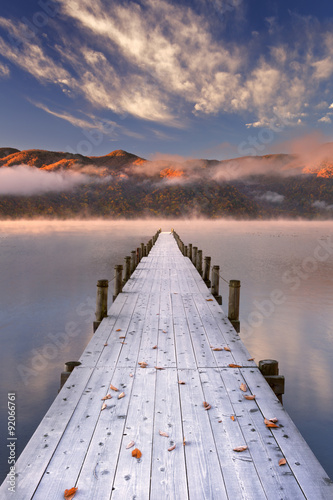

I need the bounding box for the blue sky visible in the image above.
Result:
[0,0,333,160]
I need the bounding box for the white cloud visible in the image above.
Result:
[0,3,333,129]
[257,191,285,203]
[0,60,10,78]
[0,166,90,195]
[318,116,332,124]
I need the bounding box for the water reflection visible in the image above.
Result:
[0,219,332,481]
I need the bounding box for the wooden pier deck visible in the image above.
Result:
[2,232,332,499]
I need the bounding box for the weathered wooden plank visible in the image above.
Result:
[150,368,188,500]
[171,293,197,370]
[198,368,267,500]
[177,368,228,500]
[0,367,93,500]
[240,368,333,500]
[111,367,157,499]
[74,367,135,500]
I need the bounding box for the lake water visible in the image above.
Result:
[0,219,332,482]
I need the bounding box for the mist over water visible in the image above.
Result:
[0,219,332,482]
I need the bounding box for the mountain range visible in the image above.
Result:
[0,146,332,219]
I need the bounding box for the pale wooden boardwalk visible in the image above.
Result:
[2,232,332,499]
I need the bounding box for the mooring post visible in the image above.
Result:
[113,265,123,301]
[189,243,193,261]
[59,361,82,391]
[203,256,211,288]
[184,245,188,257]
[123,256,131,284]
[93,279,109,332]
[228,280,240,333]
[141,243,145,258]
[258,359,285,403]
[193,246,198,265]
[196,250,203,275]
[211,265,222,305]
[136,247,141,264]
[131,250,136,273]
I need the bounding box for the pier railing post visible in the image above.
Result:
[113,265,123,301]
[141,243,145,258]
[211,265,222,305]
[123,256,131,284]
[228,280,240,332]
[189,244,192,261]
[259,359,285,403]
[184,245,188,257]
[59,361,81,391]
[136,247,141,264]
[131,250,136,273]
[203,256,211,288]
[196,250,203,276]
[192,246,198,266]
[93,279,109,332]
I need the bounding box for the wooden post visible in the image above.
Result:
[203,256,211,288]
[123,256,131,284]
[196,250,203,276]
[211,265,222,305]
[192,246,198,265]
[228,280,240,333]
[93,279,109,332]
[141,243,145,258]
[59,361,81,391]
[113,265,123,301]
[189,244,192,261]
[131,250,136,273]
[259,360,285,403]
[136,247,141,264]
[184,245,188,257]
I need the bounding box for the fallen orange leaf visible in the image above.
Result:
[152,345,158,349]
[244,395,256,400]
[248,357,255,361]
[64,487,78,499]
[110,384,118,392]
[178,380,185,385]
[264,418,279,428]
[155,366,165,370]
[101,403,107,411]
[116,329,122,332]
[168,444,176,451]
[132,448,142,458]
[240,383,247,392]
[104,343,108,346]
[120,342,127,345]
[118,392,125,399]
[229,364,242,368]
[233,445,248,452]
[119,336,126,339]
[206,299,213,301]
[183,438,186,446]
[138,361,148,368]
[101,394,112,400]
[230,415,235,421]
[212,348,223,351]
[159,430,169,437]
[203,401,211,410]
[279,458,287,466]
[224,346,231,352]
[126,441,135,449]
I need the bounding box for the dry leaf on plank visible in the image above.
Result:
[101,394,112,400]
[118,392,125,399]
[132,448,142,458]
[229,364,242,368]
[168,444,176,451]
[279,458,287,466]
[159,430,169,437]
[244,395,256,400]
[110,384,118,392]
[64,487,78,499]
[101,403,107,411]
[126,441,135,449]
[224,346,231,352]
[233,445,248,452]
[240,383,247,392]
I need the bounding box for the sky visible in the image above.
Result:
[0,0,333,160]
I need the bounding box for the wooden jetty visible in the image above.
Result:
[1,231,332,499]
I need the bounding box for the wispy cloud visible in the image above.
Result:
[0,165,90,195]
[0,2,333,130]
[0,60,9,78]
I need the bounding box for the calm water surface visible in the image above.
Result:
[0,219,332,482]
